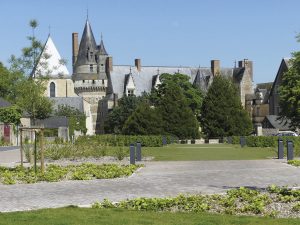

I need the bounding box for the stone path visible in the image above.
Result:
[0,159,299,212]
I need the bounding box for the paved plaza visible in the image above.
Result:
[0,159,299,212]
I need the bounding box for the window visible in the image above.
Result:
[50,82,55,97]
[92,80,95,84]
[90,64,93,72]
[127,89,135,96]
[102,79,105,85]
[83,80,85,83]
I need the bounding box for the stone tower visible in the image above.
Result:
[72,20,110,134]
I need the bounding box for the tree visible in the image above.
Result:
[200,75,252,138]
[151,73,203,115]
[55,105,87,136]
[157,82,199,139]
[279,51,300,129]
[8,19,53,125]
[0,105,22,125]
[122,101,163,135]
[104,95,144,134]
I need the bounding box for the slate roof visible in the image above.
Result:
[76,20,97,67]
[51,97,84,113]
[0,98,11,108]
[109,65,235,97]
[98,39,108,55]
[262,115,291,130]
[35,116,68,128]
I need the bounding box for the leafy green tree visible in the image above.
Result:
[8,19,53,125]
[104,96,144,134]
[0,105,22,125]
[200,75,252,138]
[122,101,163,135]
[55,105,87,136]
[279,51,300,129]
[151,73,203,115]
[0,62,23,102]
[157,82,199,139]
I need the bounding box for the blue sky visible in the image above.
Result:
[1,0,300,84]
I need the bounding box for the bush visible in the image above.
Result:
[228,136,300,156]
[75,135,175,147]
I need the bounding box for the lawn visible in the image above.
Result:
[142,144,277,161]
[0,207,299,225]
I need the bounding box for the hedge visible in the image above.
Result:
[229,136,300,156]
[75,135,177,147]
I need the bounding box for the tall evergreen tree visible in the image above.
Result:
[200,75,252,138]
[157,82,199,139]
[122,101,163,135]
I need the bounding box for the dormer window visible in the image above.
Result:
[127,89,135,96]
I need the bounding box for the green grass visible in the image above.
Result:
[0,207,299,225]
[142,144,277,161]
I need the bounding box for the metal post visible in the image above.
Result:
[278,139,284,159]
[240,136,246,147]
[34,131,37,174]
[40,128,45,174]
[136,142,142,161]
[130,144,135,165]
[287,140,294,160]
[20,128,23,167]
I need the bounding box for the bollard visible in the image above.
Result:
[130,144,135,165]
[162,136,167,146]
[278,139,284,159]
[287,140,294,160]
[227,137,232,144]
[240,136,246,148]
[136,142,142,161]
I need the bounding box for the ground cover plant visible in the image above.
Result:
[0,163,140,185]
[92,186,300,218]
[288,160,300,167]
[0,207,299,225]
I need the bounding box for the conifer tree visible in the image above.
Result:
[200,75,252,138]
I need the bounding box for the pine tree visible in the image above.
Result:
[200,75,252,138]
[157,82,199,139]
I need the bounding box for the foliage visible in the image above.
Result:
[76,135,174,147]
[92,186,300,218]
[200,76,252,138]
[122,101,163,135]
[104,96,145,134]
[156,80,199,139]
[54,105,87,137]
[229,136,300,156]
[279,51,300,129]
[0,105,22,125]
[0,163,141,185]
[288,160,300,167]
[114,146,127,160]
[151,73,203,115]
[15,78,53,124]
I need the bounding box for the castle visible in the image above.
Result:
[34,19,254,135]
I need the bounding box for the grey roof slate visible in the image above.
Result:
[98,40,108,55]
[263,115,291,130]
[36,116,68,128]
[0,98,11,108]
[110,65,235,97]
[75,20,97,66]
[51,97,84,113]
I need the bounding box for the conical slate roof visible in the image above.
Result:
[32,35,69,77]
[76,20,97,66]
[98,39,108,55]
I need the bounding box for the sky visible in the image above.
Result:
[1,0,300,84]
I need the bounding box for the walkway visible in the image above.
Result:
[0,159,299,212]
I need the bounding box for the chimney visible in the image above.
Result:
[135,58,141,72]
[239,59,253,81]
[113,93,118,107]
[72,33,78,67]
[106,56,113,72]
[211,60,220,76]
